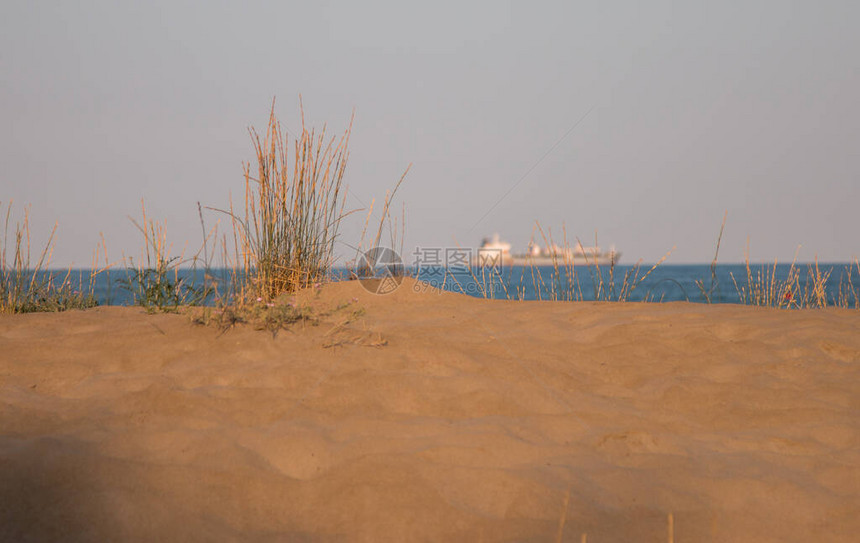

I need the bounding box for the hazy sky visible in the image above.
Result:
[3,1,859,267]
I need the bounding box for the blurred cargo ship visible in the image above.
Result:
[476,233,620,266]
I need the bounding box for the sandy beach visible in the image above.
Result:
[1,277,858,542]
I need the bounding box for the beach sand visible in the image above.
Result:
[1,277,858,542]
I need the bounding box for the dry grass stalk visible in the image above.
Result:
[835,257,860,308]
[695,211,727,303]
[351,166,410,279]
[620,247,674,302]
[534,222,578,302]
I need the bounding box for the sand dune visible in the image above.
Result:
[1,277,858,542]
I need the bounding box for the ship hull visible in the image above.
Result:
[474,253,621,267]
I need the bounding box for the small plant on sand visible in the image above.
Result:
[195,296,317,336]
[197,101,389,332]
[1,201,104,313]
[223,101,352,303]
[118,200,215,313]
[193,287,363,338]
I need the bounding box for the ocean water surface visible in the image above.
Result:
[415,263,860,305]
[49,262,860,308]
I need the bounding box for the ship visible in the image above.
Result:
[475,233,620,267]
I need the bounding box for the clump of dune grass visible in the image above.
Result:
[118,200,215,313]
[728,242,860,309]
[195,88,367,326]
[226,101,352,302]
[1,201,105,313]
[726,234,802,308]
[196,101,393,329]
[693,214,859,309]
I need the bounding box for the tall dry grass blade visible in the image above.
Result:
[695,211,727,303]
[370,166,410,253]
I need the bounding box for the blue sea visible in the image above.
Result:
[414,263,860,305]
[51,262,860,307]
